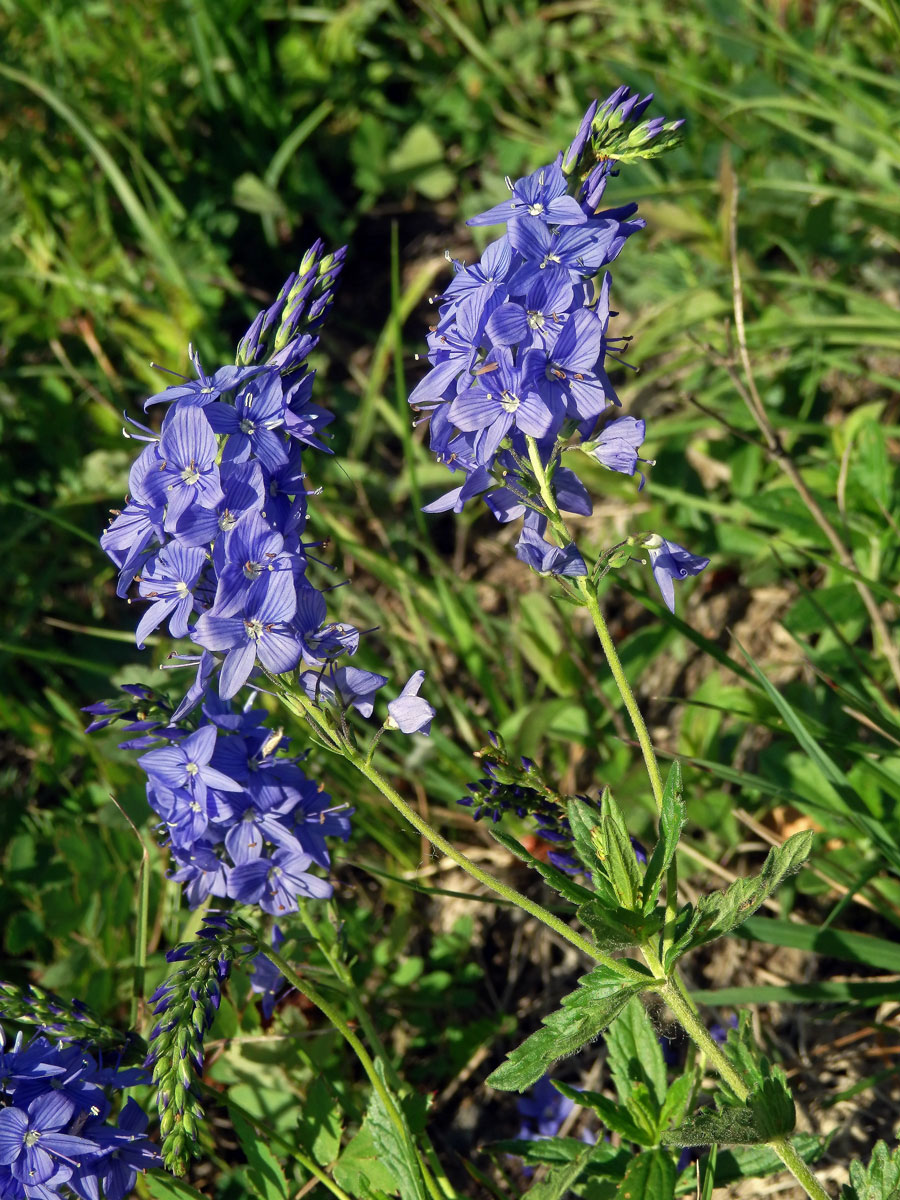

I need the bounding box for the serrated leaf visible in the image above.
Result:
[614,1149,676,1200]
[333,1123,402,1198]
[486,965,650,1092]
[567,797,606,882]
[642,763,685,913]
[365,1063,428,1200]
[576,899,664,951]
[659,1070,695,1131]
[662,1105,761,1147]
[606,997,667,1109]
[525,1141,601,1200]
[296,1076,343,1165]
[489,826,595,905]
[843,1140,900,1200]
[664,831,813,969]
[748,1076,795,1139]
[596,790,642,910]
[230,1109,289,1200]
[554,1082,652,1147]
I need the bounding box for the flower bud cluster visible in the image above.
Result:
[410,90,709,609]
[458,732,595,874]
[0,1021,158,1200]
[0,982,143,1059]
[145,915,251,1174]
[94,241,435,910]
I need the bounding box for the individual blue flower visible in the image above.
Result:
[248,926,292,1020]
[205,370,289,473]
[584,414,648,485]
[174,460,266,548]
[144,347,262,410]
[441,236,516,309]
[523,308,610,422]
[210,510,296,618]
[192,569,302,699]
[467,158,586,228]
[299,665,388,718]
[68,1098,160,1200]
[515,514,587,578]
[506,215,618,294]
[230,847,332,915]
[134,544,208,648]
[138,724,243,805]
[0,1093,98,1185]
[449,347,561,465]
[517,1074,575,1140]
[641,535,710,613]
[156,405,223,530]
[386,671,435,735]
[168,843,231,908]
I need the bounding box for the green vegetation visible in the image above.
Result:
[2,1,899,1196]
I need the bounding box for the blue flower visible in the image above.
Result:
[386,671,435,735]
[642,536,710,613]
[467,159,586,228]
[0,1093,99,1186]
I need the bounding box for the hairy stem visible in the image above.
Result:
[524,436,678,950]
[660,973,831,1200]
[277,683,648,984]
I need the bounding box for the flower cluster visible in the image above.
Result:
[92,240,435,912]
[410,89,709,609]
[0,1024,158,1200]
[145,914,251,1174]
[86,687,349,914]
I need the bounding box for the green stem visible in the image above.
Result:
[277,686,647,985]
[661,975,830,1200]
[263,946,446,1200]
[298,901,403,1092]
[524,436,678,949]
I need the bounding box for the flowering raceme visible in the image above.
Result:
[90,241,435,916]
[410,88,709,609]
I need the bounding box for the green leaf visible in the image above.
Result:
[842,1140,900,1200]
[365,1064,428,1200]
[664,831,813,969]
[489,826,595,906]
[614,1150,676,1200]
[524,1141,601,1200]
[662,1106,761,1147]
[145,1174,209,1200]
[659,1070,696,1132]
[554,1082,652,1147]
[229,1109,289,1200]
[642,763,685,913]
[296,1076,343,1165]
[567,798,606,881]
[595,789,642,911]
[577,899,664,951]
[606,997,667,1109]
[748,1076,796,1139]
[486,965,650,1092]
[662,1076,794,1147]
[333,1122,403,1199]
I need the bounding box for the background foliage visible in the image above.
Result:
[2,0,900,1194]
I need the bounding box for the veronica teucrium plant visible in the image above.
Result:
[11,84,884,1200]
